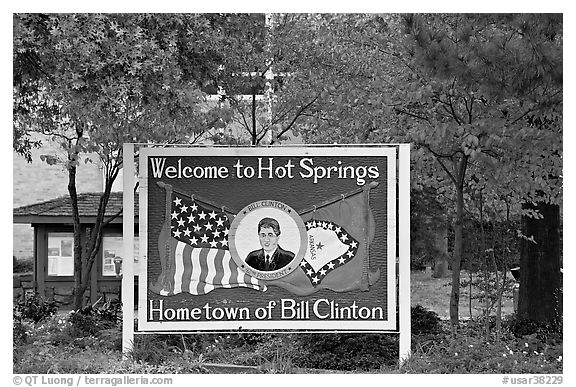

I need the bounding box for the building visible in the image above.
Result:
[13,137,112,261]
[13,191,137,306]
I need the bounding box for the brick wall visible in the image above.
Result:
[13,137,104,259]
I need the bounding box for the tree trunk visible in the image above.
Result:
[518,201,562,323]
[449,184,464,331]
[432,221,449,278]
[68,161,85,310]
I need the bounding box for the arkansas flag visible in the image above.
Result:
[150,183,266,296]
[266,182,381,295]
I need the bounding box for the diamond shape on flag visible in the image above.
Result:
[301,220,359,286]
[305,227,350,272]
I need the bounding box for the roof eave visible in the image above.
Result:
[13,215,138,225]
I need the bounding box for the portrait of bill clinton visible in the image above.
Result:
[245,217,295,272]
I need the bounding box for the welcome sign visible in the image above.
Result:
[136,146,400,332]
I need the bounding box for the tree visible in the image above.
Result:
[271,13,562,329]
[13,13,230,309]
[374,13,562,330]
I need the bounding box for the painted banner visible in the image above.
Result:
[138,147,398,331]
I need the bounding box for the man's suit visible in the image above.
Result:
[245,246,295,271]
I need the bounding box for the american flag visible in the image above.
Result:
[158,192,266,296]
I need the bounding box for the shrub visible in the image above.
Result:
[506,316,562,341]
[13,320,29,345]
[13,256,34,273]
[411,305,442,335]
[293,333,398,371]
[68,300,121,337]
[14,293,57,323]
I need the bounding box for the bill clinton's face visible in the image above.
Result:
[259,226,279,254]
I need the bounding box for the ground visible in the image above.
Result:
[411,270,514,320]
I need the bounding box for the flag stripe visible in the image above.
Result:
[189,245,202,294]
[198,248,210,294]
[181,242,193,294]
[204,249,218,294]
[174,242,186,293]
[212,252,225,288]
[221,255,233,288]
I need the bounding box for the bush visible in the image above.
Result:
[411,305,442,335]
[68,300,121,337]
[507,316,562,341]
[14,293,57,323]
[13,320,29,345]
[13,256,34,273]
[293,333,398,371]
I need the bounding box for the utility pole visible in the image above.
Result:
[263,13,274,145]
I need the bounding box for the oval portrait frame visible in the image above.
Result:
[229,200,307,280]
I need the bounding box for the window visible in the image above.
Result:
[102,235,139,277]
[47,232,74,276]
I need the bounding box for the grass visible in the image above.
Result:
[13,271,560,374]
[411,270,514,320]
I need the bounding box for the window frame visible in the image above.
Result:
[45,229,75,281]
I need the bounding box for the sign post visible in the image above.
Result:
[122,143,135,357]
[123,144,410,363]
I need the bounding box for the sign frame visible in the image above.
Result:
[122,144,410,361]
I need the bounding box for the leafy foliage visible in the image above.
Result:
[13,256,34,273]
[13,13,236,308]
[411,305,443,335]
[67,300,121,337]
[14,293,57,324]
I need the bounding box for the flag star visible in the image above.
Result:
[338,257,346,265]
[223,228,229,236]
[200,235,209,243]
[215,218,225,228]
[312,276,320,284]
[173,197,182,206]
[219,239,228,247]
[204,222,213,230]
[198,211,207,220]
[347,250,354,257]
[320,269,327,276]
[300,260,308,267]
[187,214,195,223]
[316,242,324,250]
[351,241,358,248]
[209,240,218,248]
[173,229,182,238]
[321,221,327,228]
[334,226,342,233]
[209,211,217,219]
[189,236,198,245]
[306,269,313,276]
[183,228,192,237]
[213,230,221,238]
[171,211,179,219]
[180,204,188,213]
[193,225,202,233]
[190,203,198,212]
[340,233,348,242]
[327,223,334,230]
[177,218,185,227]
[327,262,335,270]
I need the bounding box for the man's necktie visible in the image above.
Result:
[265,254,270,271]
